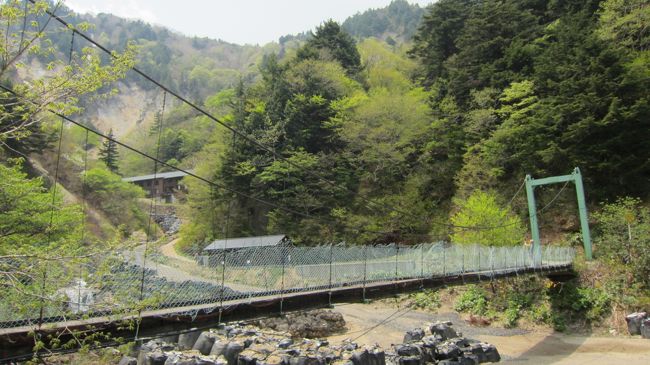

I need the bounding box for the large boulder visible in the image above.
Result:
[403,328,425,343]
[224,341,245,365]
[193,332,220,355]
[641,318,650,339]
[210,341,228,357]
[626,312,648,336]
[179,329,202,350]
[480,343,501,363]
[429,322,458,341]
[435,343,462,361]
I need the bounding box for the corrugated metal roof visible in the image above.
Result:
[203,234,287,251]
[122,170,188,183]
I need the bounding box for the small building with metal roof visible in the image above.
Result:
[200,234,290,266]
[122,170,188,202]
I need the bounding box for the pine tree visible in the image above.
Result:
[98,129,119,173]
[149,111,162,136]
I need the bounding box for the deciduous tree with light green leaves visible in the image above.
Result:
[451,190,525,246]
[593,197,650,288]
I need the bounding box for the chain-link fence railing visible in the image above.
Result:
[0,242,575,331]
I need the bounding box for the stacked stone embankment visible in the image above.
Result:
[119,310,501,365]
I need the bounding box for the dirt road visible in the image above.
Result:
[329,302,650,365]
[160,237,194,264]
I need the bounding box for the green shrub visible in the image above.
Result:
[547,280,611,324]
[529,301,552,324]
[504,304,520,328]
[575,287,611,320]
[593,197,650,288]
[411,290,441,310]
[83,167,147,235]
[454,285,488,315]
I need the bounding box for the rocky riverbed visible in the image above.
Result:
[122,310,500,365]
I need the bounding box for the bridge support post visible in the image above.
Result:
[525,168,593,262]
[573,168,593,260]
[525,175,542,267]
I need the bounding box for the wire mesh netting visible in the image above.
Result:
[0,242,575,330]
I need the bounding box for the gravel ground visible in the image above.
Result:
[329,302,650,365]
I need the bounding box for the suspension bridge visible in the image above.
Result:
[0,2,584,360]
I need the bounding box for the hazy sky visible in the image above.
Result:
[64,0,434,45]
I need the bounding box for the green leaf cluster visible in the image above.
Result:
[451,190,525,246]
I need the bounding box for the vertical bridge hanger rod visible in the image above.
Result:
[525,167,593,266]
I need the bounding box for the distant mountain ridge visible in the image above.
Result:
[39,1,426,137]
[342,0,426,42]
[279,1,427,45]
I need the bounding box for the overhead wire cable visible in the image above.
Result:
[538,180,570,214]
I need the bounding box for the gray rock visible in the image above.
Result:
[178,329,202,350]
[462,344,486,363]
[351,349,369,365]
[238,351,258,365]
[224,341,245,365]
[480,343,500,363]
[210,341,228,357]
[289,355,325,365]
[641,319,650,339]
[141,350,168,365]
[457,356,477,365]
[118,355,137,365]
[394,344,421,357]
[625,312,647,335]
[396,356,420,365]
[447,338,470,348]
[193,332,218,355]
[436,343,461,360]
[421,335,442,347]
[278,339,294,349]
[368,348,385,365]
[429,322,458,341]
[403,328,425,343]
[159,334,180,344]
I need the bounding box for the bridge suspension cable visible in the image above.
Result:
[538,180,570,214]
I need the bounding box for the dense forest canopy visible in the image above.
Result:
[409,0,649,201]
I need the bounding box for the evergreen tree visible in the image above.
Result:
[149,111,162,136]
[99,129,119,173]
[297,20,362,76]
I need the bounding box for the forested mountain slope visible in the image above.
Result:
[178,0,649,249]
[342,0,425,41]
